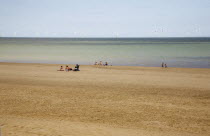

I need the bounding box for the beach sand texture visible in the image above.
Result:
[0,62,210,136]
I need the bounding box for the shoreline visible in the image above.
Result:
[0,62,209,69]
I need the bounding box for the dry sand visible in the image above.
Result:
[0,62,210,136]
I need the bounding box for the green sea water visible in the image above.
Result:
[0,37,210,68]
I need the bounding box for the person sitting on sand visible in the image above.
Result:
[73,64,80,71]
[68,66,73,71]
[65,65,69,72]
[94,62,98,65]
[58,66,64,71]
[99,61,102,65]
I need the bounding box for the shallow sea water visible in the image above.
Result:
[0,37,210,68]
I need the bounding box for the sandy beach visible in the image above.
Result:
[0,62,210,136]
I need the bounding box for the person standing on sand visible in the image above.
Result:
[162,62,164,68]
[105,62,108,66]
[165,63,167,68]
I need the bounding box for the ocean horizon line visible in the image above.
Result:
[1,36,210,39]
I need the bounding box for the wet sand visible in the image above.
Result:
[0,62,210,136]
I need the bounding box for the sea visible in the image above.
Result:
[0,37,210,68]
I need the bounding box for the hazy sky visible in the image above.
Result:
[0,0,210,37]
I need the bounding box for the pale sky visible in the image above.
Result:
[0,0,210,37]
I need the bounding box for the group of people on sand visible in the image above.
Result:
[94,61,108,66]
[162,62,168,68]
[58,64,80,71]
